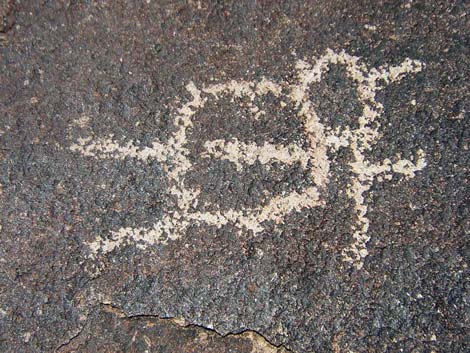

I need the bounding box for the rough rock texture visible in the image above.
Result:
[0,1,468,352]
[56,304,287,353]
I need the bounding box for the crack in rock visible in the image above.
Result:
[56,304,291,353]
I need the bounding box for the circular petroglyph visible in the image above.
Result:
[70,49,426,269]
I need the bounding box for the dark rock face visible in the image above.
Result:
[0,1,468,352]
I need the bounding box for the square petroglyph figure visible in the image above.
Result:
[70,49,426,269]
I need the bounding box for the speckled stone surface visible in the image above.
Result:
[0,1,468,352]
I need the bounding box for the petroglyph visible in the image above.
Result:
[290,50,425,268]
[70,49,426,269]
[203,139,311,171]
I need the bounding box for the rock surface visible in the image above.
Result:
[0,1,468,352]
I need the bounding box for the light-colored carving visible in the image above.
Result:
[70,49,426,269]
